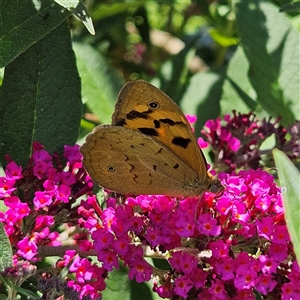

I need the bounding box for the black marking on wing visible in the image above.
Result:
[154,120,160,128]
[153,165,157,170]
[159,118,185,126]
[172,137,192,149]
[126,109,153,120]
[138,128,159,136]
[114,118,127,126]
[173,163,179,169]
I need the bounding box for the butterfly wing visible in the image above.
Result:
[80,126,205,197]
[112,80,209,184]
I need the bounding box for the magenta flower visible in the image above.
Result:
[234,267,257,289]
[255,273,277,295]
[54,184,71,203]
[235,289,255,300]
[153,280,173,298]
[64,144,82,164]
[214,257,236,280]
[282,282,300,300]
[128,259,152,283]
[256,217,275,240]
[208,279,228,299]
[173,275,193,298]
[145,226,163,247]
[112,235,130,255]
[92,228,114,251]
[17,237,38,260]
[96,249,119,271]
[5,161,23,180]
[33,161,52,179]
[33,191,53,208]
[74,258,94,283]
[197,213,221,236]
[209,240,229,258]
[258,255,279,274]
[190,268,206,289]
[0,177,16,197]
[272,225,290,244]
[169,251,198,275]
[269,242,288,261]
[198,136,209,148]
[34,215,55,230]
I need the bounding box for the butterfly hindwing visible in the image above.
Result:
[81,125,203,197]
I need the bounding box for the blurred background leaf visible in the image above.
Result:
[73,42,123,126]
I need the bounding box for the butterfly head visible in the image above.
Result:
[208,176,224,195]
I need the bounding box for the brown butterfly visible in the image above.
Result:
[80,80,223,198]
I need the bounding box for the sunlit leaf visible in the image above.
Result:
[273,149,300,264]
[54,0,95,35]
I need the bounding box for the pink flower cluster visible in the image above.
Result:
[0,142,106,298]
[1,112,299,299]
[77,167,300,299]
[200,111,300,172]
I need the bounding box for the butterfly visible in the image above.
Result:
[80,80,224,198]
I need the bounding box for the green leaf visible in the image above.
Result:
[9,284,39,299]
[102,264,158,300]
[0,0,70,68]
[0,223,13,272]
[73,42,123,125]
[209,28,238,47]
[54,0,95,35]
[279,1,300,12]
[157,36,198,103]
[235,0,300,126]
[0,275,39,299]
[101,265,131,300]
[180,70,225,135]
[222,46,258,114]
[1,22,82,167]
[273,149,300,265]
[130,279,157,300]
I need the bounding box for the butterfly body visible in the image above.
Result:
[81,80,223,197]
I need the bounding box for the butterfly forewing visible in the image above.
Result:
[112,80,208,182]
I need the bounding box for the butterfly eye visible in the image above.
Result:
[148,101,160,109]
[209,180,224,194]
[210,185,218,193]
[107,165,115,172]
